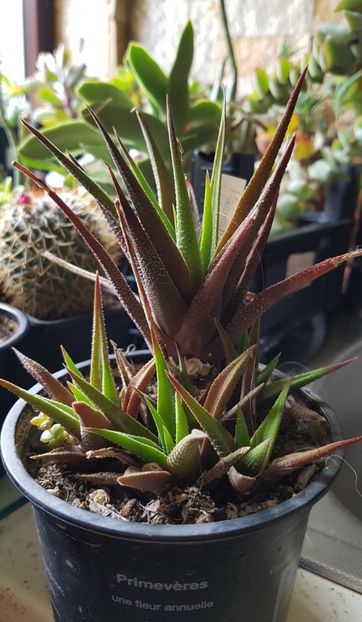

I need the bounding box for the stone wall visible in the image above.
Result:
[55,0,343,83]
[128,0,343,92]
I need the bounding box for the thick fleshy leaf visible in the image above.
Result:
[151,326,176,439]
[256,354,281,386]
[0,379,80,436]
[167,101,203,289]
[224,385,265,423]
[139,391,174,454]
[112,131,175,240]
[169,21,193,131]
[117,469,173,494]
[240,439,271,475]
[240,321,259,432]
[88,428,169,469]
[92,275,118,404]
[13,349,73,406]
[175,394,189,444]
[221,138,294,315]
[167,373,236,457]
[250,382,290,465]
[224,191,279,317]
[136,111,175,223]
[126,42,168,116]
[124,358,156,417]
[201,447,250,485]
[66,367,157,442]
[19,119,121,238]
[204,346,256,420]
[167,429,207,481]
[87,107,190,297]
[226,251,362,346]
[259,358,356,403]
[265,436,362,477]
[209,97,226,256]
[218,67,307,250]
[235,409,250,447]
[199,172,213,273]
[115,198,187,336]
[90,273,103,391]
[227,466,257,493]
[13,161,150,345]
[73,401,112,429]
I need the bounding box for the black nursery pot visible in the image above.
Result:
[1,354,342,622]
[22,306,145,372]
[0,303,30,425]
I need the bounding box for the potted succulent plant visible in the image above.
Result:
[1,72,362,622]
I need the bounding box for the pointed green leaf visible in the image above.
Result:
[88,428,168,469]
[0,379,80,436]
[235,408,250,447]
[199,171,213,273]
[256,354,281,386]
[167,374,236,457]
[210,97,226,255]
[240,439,271,475]
[126,42,168,116]
[66,367,157,442]
[169,21,194,131]
[140,392,175,454]
[167,101,203,289]
[136,111,175,224]
[13,349,73,406]
[251,381,290,464]
[259,358,356,403]
[151,327,176,439]
[175,394,189,444]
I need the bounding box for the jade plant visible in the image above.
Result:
[1,70,362,508]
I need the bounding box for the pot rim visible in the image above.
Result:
[0,302,29,352]
[1,352,343,544]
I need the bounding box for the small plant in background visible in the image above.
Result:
[0,188,120,320]
[18,22,222,181]
[22,44,87,129]
[249,1,362,233]
[2,71,362,520]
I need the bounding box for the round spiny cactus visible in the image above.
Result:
[0,189,119,320]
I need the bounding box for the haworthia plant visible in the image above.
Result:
[3,69,362,499]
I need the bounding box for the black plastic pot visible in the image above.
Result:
[0,303,30,422]
[192,151,255,211]
[257,220,353,360]
[21,306,144,372]
[1,353,342,622]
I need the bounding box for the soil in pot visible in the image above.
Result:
[25,372,330,526]
[0,311,18,344]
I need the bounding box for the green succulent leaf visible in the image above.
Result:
[66,367,157,442]
[240,438,271,475]
[235,408,250,447]
[167,102,203,289]
[88,428,168,469]
[169,21,194,131]
[250,381,290,464]
[256,354,281,386]
[126,42,168,116]
[259,358,356,403]
[0,379,80,436]
[168,373,236,457]
[77,81,132,108]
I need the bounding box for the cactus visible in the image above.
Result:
[0,189,119,319]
